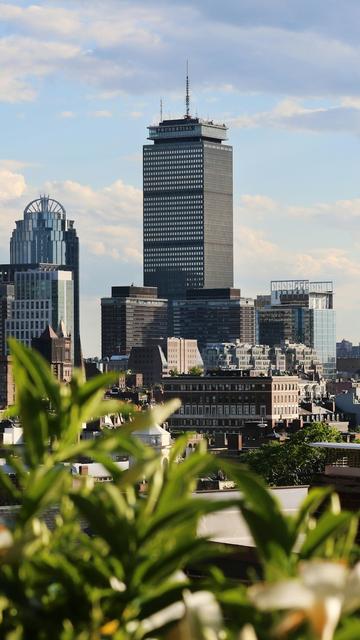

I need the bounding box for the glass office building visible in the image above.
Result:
[10,196,80,364]
[257,280,336,378]
[143,116,233,299]
[6,266,74,359]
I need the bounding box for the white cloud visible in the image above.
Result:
[0,168,26,202]
[0,35,80,102]
[3,2,360,103]
[59,110,75,118]
[0,3,163,47]
[231,97,360,134]
[237,192,360,225]
[89,110,112,118]
[129,110,143,119]
[42,178,142,260]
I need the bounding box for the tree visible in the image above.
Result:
[290,422,343,445]
[169,367,179,377]
[242,423,343,486]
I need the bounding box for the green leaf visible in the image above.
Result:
[299,511,357,559]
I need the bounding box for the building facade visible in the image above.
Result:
[128,345,168,387]
[201,341,321,375]
[5,266,74,357]
[32,323,72,382]
[10,196,80,364]
[143,116,233,299]
[0,356,15,409]
[239,297,256,344]
[101,286,168,358]
[172,288,255,348]
[257,280,336,378]
[128,337,203,386]
[0,284,14,357]
[163,371,299,431]
[163,337,203,374]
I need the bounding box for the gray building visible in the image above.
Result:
[10,196,81,364]
[101,286,168,358]
[202,341,321,376]
[257,280,336,378]
[172,288,254,348]
[0,283,14,357]
[143,114,233,300]
[5,265,74,358]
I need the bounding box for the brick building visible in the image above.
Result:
[163,370,299,432]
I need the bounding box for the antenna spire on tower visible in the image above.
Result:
[160,97,163,122]
[185,60,190,118]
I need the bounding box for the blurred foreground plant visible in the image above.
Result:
[0,340,358,640]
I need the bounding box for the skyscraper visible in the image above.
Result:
[257,280,336,378]
[6,266,74,358]
[143,83,233,299]
[10,196,81,364]
[101,286,168,358]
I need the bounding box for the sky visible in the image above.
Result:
[1,0,360,355]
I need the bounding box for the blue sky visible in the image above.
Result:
[1,1,360,355]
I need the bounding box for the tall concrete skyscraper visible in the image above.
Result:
[10,196,81,364]
[143,83,233,300]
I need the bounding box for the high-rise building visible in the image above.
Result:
[5,266,74,357]
[143,96,233,299]
[0,283,14,357]
[10,196,81,364]
[239,297,256,344]
[257,280,336,378]
[172,288,255,349]
[101,286,168,358]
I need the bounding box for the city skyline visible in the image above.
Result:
[1,1,360,354]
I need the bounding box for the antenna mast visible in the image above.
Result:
[185,60,190,118]
[160,97,163,122]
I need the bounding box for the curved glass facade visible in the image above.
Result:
[10,196,80,364]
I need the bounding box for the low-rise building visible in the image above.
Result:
[335,388,360,427]
[32,323,72,382]
[163,371,299,432]
[164,337,203,374]
[201,341,321,376]
[128,345,168,386]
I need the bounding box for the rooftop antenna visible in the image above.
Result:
[185,60,190,118]
[160,97,163,122]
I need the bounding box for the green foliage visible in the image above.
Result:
[242,423,343,486]
[187,366,203,376]
[290,422,343,445]
[0,341,358,640]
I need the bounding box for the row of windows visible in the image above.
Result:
[178,404,267,416]
[273,383,297,391]
[273,406,298,415]
[166,382,268,391]
[144,195,203,202]
[144,146,201,153]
